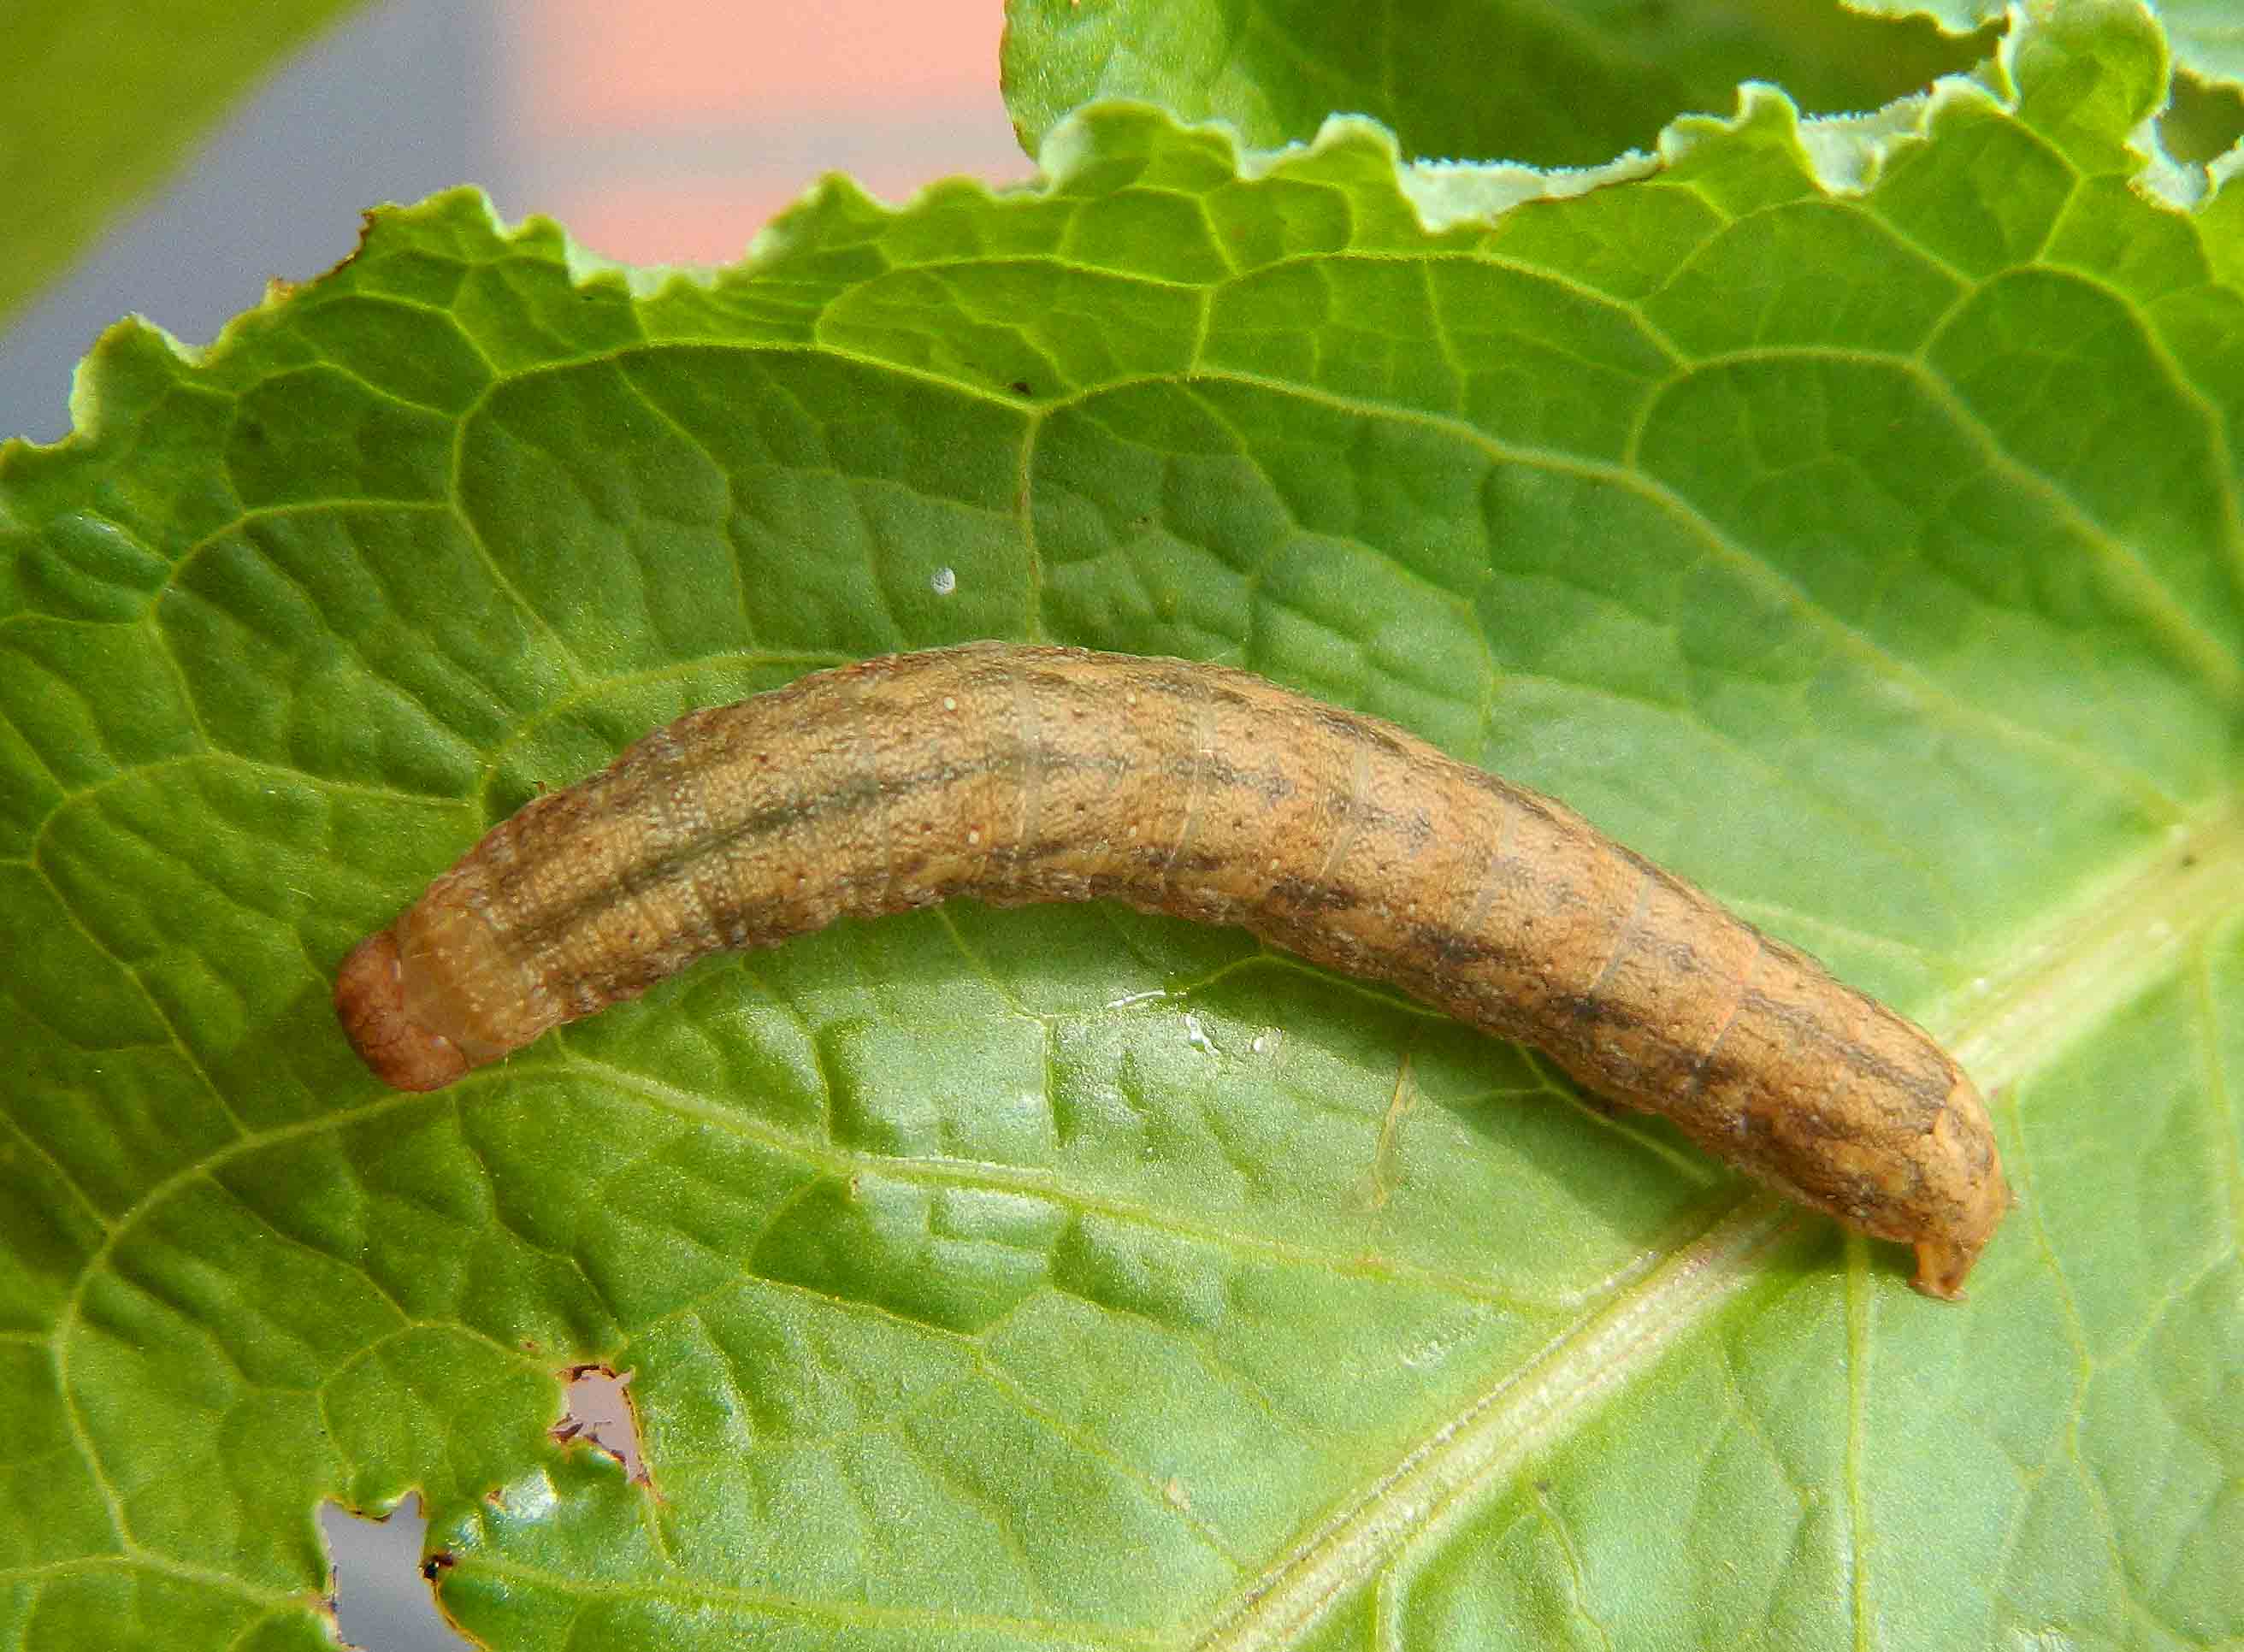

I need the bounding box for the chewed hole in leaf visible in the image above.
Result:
[552,1364,649,1486]
[317,1495,472,1652]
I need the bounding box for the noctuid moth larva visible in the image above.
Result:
[335,642,2008,1297]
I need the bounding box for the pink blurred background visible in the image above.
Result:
[508,0,1031,261]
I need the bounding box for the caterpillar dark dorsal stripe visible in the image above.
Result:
[334,641,2008,1298]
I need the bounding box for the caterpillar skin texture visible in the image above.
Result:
[335,642,2008,1298]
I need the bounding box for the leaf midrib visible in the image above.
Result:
[1196,1197,1798,1649]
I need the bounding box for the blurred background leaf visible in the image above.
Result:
[1001,0,2001,166]
[0,0,365,327]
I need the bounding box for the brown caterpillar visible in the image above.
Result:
[335,642,2007,1298]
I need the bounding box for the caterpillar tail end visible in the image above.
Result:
[1908,1237,1975,1301]
[334,929,471,1092]
[1901,1073,2011,1301]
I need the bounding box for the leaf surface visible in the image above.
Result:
[1,5,2238,1648]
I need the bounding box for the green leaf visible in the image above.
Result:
[1001,0,1999,168]
[3,3,2240,1648]
[0,0,366,327]
[1848,0,2243,91]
